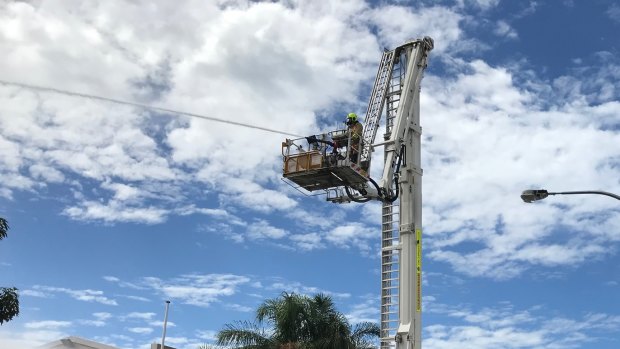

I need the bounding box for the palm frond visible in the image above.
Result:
[351,322,380,349]
[216,321,272,348]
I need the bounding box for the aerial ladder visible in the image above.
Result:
[282,37,434,349]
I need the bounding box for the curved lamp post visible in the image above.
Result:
[521,189,620,203]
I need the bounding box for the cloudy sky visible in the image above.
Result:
[1,0,619,348]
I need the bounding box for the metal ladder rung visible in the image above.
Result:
[382,285,398,290]
[382,285,399,290]
[381,295,398,300]
[381,234,399,239]
[382,237,399,241]
[382,296,399,300]
[380,325,398,329]
[381,261,398,267]
[381,261,398,270]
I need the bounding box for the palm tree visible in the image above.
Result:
[216,292,379,349]
[0,217,19,325]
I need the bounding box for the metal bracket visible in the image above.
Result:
[409,166,423,176]
[409,123,422,135]
[400,223,415,234]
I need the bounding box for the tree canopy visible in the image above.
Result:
[0,217,8,240]
[0,217,19,325]
[216,292,379,349]
[0,287,19,325]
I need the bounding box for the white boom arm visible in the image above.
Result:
[369,38,433,349]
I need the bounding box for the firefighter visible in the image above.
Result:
[346,112,363,163]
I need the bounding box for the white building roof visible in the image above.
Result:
[39,336,120,349]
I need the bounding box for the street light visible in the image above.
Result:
[521,189,620,203]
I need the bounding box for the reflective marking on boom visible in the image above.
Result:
[416,228,422,313]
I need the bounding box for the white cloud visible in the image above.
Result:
[267,279,351,299]
[149,320,176,328]
[29,163,65,183]
[94,312,112,321]
[21,289,52,298]
[31,285,118,305]
[142,273,251,307]
[324,222,378,254]
[80,312,113,327]
[607,4,620,23]
[290,232,325,250]
[24,320,72,330]
[424,299,620,349]
[0,329,69,349]
[196,329,218,341]
[368,5,463,53]
[0,0,394,224]
[103,275,146,290]
[128,327,154,334]
[118,294,152,302]
[246,219,287,240]
[63,199,169,224]
[416,57,620,279]
[123,312,156,321]
[80,320,106,327]
[224,303,254,312]
[346,294,379,324]
[494,20,518,39]
[453,0,502,10]
[473,0,501,9]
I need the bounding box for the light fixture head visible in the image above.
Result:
[521,189,549,203]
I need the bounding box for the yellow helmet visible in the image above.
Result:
[347,113,358,122]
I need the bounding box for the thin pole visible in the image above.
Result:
[161,300,171,349]
[550,191,620,201]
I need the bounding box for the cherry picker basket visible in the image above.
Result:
[282,130,368,192]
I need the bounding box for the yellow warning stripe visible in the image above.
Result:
[416,228,422,312]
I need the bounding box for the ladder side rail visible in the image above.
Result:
[380,55,406,349]
[360,50,396,165]
[384,57,404,140]
[380,200,400,345]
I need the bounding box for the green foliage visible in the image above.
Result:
[0,217,20,325]
[216,292,379,349]
[0,287,19,325]
[0,217,8,240]
[198,344,223,349]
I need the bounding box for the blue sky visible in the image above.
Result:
[1,0,619,348]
